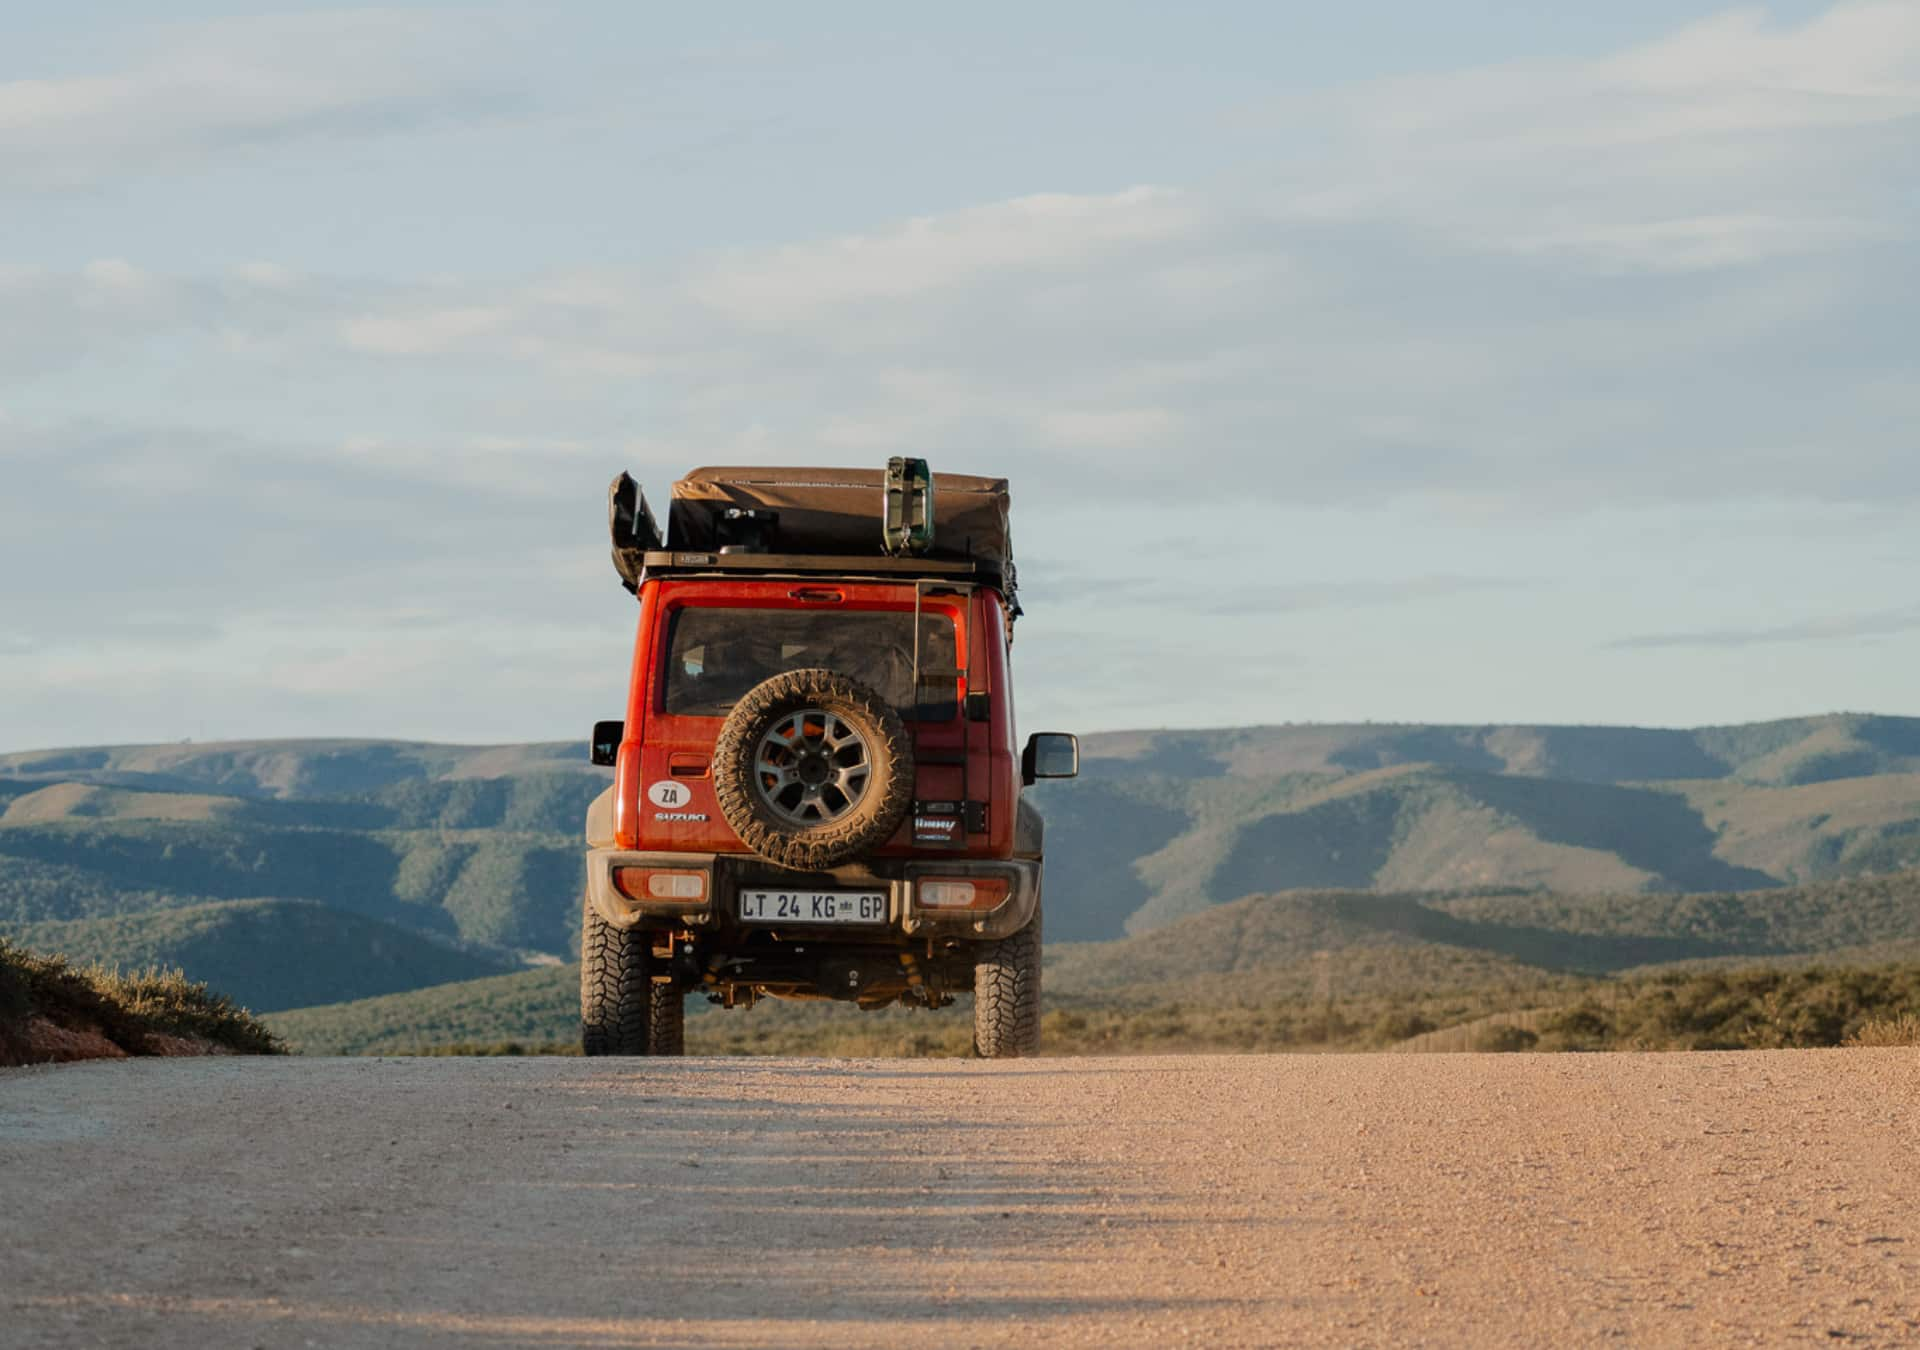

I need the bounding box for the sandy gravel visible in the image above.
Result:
[2,1052,1916,1348]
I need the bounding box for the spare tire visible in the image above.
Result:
[713,668,914,870]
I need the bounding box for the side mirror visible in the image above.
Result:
[1021,732,1079,785]
[590,720,624,767]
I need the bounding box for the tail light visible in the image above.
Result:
[916,877,1010,910]
[612,867,709,904]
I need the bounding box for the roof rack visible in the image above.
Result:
[608,460,1020,616]
[639,549,1004,585]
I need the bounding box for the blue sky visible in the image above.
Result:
[1,2,1916,749]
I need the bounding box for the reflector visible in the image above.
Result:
[612,867,708,904]
[917,877,1010,910]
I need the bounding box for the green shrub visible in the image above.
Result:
[411,1040,580,1057]
[1371,1010,1436,1044]
[91,965,282,1055]
[0,935,282,1060]
[1846,1013,1920,1047]
[1472,1024,1539,1053]
[1535,1004,1612,1051]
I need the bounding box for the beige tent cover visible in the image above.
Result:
[669,466,1012,562]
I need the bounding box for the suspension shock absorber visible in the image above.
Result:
[899,950,929,1005]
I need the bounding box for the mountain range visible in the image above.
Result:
[4,713,1918,1018]
[266,868,1920,1055]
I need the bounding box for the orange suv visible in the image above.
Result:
[582,462,1077,1057]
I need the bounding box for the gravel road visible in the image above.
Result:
[2,1052,1916,1348]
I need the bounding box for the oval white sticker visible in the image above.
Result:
[647,780,694,809]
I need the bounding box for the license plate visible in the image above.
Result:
[738,889,887,924]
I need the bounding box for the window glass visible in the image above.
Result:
[664,607,959,720]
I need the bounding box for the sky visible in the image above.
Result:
[1,1,1916,750]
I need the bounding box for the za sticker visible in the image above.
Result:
[647,780,694,809]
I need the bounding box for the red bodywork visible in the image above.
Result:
[611,577,1018,860]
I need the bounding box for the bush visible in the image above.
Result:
[1371,1010,1436,1044]
[1846,1013,1920,1047]
[91,965,282,1055]
[1535,1005,1611,1051]
[1472,1024,1539,1053]
[0,935,283,1061]
[413,1040,579,1056]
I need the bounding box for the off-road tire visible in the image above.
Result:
[713,668,914,870]
[580,893,651,1056]
[973,908,1041,1058]
[648,980,685,1056]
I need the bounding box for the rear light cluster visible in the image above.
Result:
[612,867,708,904]
[916,877,1010,911]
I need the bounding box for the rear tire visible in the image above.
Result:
[648,980,686,1056]
[973,908,1041,1059]
[580,894,651,1056]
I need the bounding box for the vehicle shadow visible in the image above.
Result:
[16,1058,1249,1348]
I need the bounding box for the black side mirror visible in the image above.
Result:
[1021,732,1079,785]
[590,720,624,767]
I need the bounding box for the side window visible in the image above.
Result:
[910,616,959,721]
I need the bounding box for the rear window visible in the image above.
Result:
[662,606,959,721]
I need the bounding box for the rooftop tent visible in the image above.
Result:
[667,466,1013,564]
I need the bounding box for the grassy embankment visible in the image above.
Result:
[0,935,283,1065]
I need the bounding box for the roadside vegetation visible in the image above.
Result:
[265,959,1920,1059]
[0,935,282,1065]
[1526,964,1920,1052]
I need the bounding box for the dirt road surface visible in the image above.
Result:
[2,1053,1916,1348]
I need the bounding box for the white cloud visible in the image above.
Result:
[233,262,299,288]
[4,3,1920,747]
[3,4,1916,524]
[1609,4,1920,99]
[1268,3,1920,272]
[1503,213,1901,272]
[341,306,516,356]
[1613,601,1920,650]
[77,258,150,290]
[682,187,1201,323]
[1033,407,1181,451]
[0,11,519,189]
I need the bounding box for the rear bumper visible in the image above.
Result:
[585,848,1041,942]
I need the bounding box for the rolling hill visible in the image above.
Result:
[1045,868,1920,996]
[1058,713,1920,935]
[0,765,606,947]
[1080,715,1920,786]
[0,739,590,800]
[268,963,580,1054]
[7,716,1920,1012]
[265,867,1920,1055]
[13,899,517,1013]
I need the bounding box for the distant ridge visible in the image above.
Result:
[264,868,1920,1055]
[15,899,517,1012]
[5,716,1920,1004]
[0,738,596,800]
[1049,714,1920,936]
[1078,713,1920,787]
